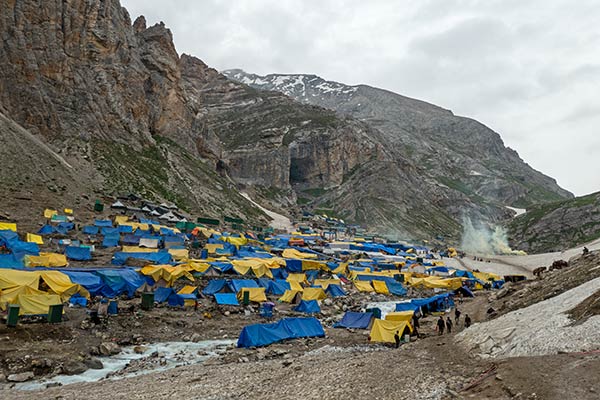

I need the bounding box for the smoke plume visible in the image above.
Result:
[460,217,526,255]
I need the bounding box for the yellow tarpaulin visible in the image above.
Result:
[26,233,44,245]
[279,290,301,303]
[38,270,89,300]
[0,269,39,290]
[122,246,157,253]
[140,265,194,286]
[385,311,415,323]
[178,285,198,295]
[119,222,150,232]
[24,253,68,267]
[282,248,317,259]
[44,209,58,218]
[204,243,224,254]
[225,235,248,247]
[0,222,17,232]
[286,273,307,284]
[237,287,267,303]
[184,261,210,273]
[369,319,412,343]
[372,280,390,295]
[168,248,189,261]
[313,279,341,289]
[0,286,46,310]
[114,215,129,225]
[302,287,327,301]
[301,259,328,271]
[12,294,62,316]
[331,262,348,275]
[64,208,73,215]
[354,281,374,292]
[288,280,304,292]
[231,259,274,279]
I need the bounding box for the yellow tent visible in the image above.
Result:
[385,311,415,323]
[313,279,341,289]
[372,280,390,295]
[38,270,89,300]
[232,259,274,279]
[122,246,158,253]
[168,248,189,261]
[0,269,39,290]
[279,290,301,303]
[302,287,327,301]
[204,243,224,254]
[184,261,211,273]
[0,285,46,309]
[237,287,267,303]
[369,319,412,343]
[140,265,194,286]
[331,262,348,275]
[11,294,63,316]
[26,233,44,245]
[225,235,248,247]
[0,222,17,232]
[44,209,58,219]
[282,248,317,259]
[301,259,327,271]
[354,281,374,292]
[114,215,129,225]
[288,280,304,292]
[286,273,308,285]
[178,285,198,307]
[24,253,68,268]
[64,208,73,215]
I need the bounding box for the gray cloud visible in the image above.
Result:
[122,0,600,196]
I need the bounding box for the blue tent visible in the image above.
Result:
[454,270,475,279]
[0,254,24,269]
[154,287,175,303]
[111,252,171,265]
[215,293,239,305]
[386,281,407,296]
[101,227,119,236]
[455,286,475,298]
[395,302,420,312]
[228,279,259,293]
[294,300,321,314]
[305,270,319,282]
[62,271,104,296]
[122,234,140,245]
[118,225,134,233]
[94,269,145,298]
[82,225,99,235]
[334,311,373,329]
[202,279,227,295]
[55,222,74,234]
[65,246,92,261]
[271,268,288,279]
[267,280,290,295]
[209,262,233,273]
[8,240,40,259]
[94,220,113,227]
[237,317,325,348]
[38,225,55,235]
[285,259,302,272]
[325,284,346,297]
[102,236,120,247]
[256,278,271,288]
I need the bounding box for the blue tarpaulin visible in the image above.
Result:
[395,302,420,312]
[38,225,55,235]
[0,254,23,269]
[237,317,325,348]
[215,293,239,305]
[102,236,120,247]
[325,284,346,297]
[202,279,227,295]
[94,220,113,227]
[55,222,75,234]
[285,259,302,272]
[294,300,321,314]
[386,281,407,296]
[94,269,145,298]
[101,227,119,236]
[334,311,373,329]
[154,287,174,303]
[82,225,99,235]
[267,280,290,295]
[65,246,92,261]
[62,271,104,296]
[209,262,233,273]
[228,279,259,293]
[111,252,171,265]
[122,234,140,245]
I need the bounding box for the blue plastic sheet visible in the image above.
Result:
[334,311,374,329]
[237,317,325,348]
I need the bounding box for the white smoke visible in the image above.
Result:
[460,217,526,256]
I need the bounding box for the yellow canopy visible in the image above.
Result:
[204,243,224,254]
[372,280,390,295]
[286,273,308,284]
[64,208,73,215]
[11,294,63,316]
[331,262,348,275]
[38,270,89,300]
[0,222,17,232]
[302,287,327,301]
[168,248,189,261]
[140,265,194,286]
[114,215,129,225]
[282,248,317,259]
[288,280,304,292]
[354,281,374,292]
[225,235,248,247]
[369,319,412,343]
[44,209,58,219]
[184,261,211,273]
[279,289,301,303]
[237,287,267,303]
[178,285,198,294]
[301,259,328,271]
[122,246,158,253]
[313,279,341,289]
[26,233,44,245]
[24,253,68,268]
[231,259,274,279]
[0,285,46,310]
[385,311,415,322]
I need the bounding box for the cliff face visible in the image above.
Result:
[509,192,600,253]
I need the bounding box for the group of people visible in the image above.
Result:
[436,308,471,335]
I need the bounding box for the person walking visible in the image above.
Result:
[446,317,453,334]
[464,314,472,328]
[437,316,445,335]
[394,331,401,348]
[455,308,461,323]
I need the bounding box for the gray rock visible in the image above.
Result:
[84,358,104,370]
[99,342,121,356]
[7,371,34,382]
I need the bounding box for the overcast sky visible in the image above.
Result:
[123,0,600,196]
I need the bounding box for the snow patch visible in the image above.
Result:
[240,192,293,232]
[506,206,526,217]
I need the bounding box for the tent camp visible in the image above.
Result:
[369,319,412,343]
[294,299,321,314]
[334,311,373,329]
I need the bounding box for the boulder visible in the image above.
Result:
[7,371,34,382]
[63,361,87,375]
[99,342,122,356]
[84,358,104,370]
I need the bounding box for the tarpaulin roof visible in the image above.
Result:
[202,279,227,295]
[82,226,99,235]
[0,254,23,269]
[229,279,259,293]
[237,287,267,303]
[94,220,113,227]
[94,269,145,298]
[111,252,171,265]
[215,293,239,306]
[65,246,92,261]
[266,280,290,295]
[12,294,62,316]
[369,319,412,343]
[334,311,373,329]
[237,317,325,348]
[325,284,346,297]
[154,287,175,303]
[302,287,327,301]
[386,281,407,296]
[294,299,321,314]
[61,271,104,297]
[395,302,421,312]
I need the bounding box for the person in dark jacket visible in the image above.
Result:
[455,308,461,323]
[464,314,472,328]
[446,317,453,334]
[437,316,445,335]
[394,331,401,348]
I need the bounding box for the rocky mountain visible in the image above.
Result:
[509,191,600,253]
[0,0,572,242]
[223,70,572,210]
